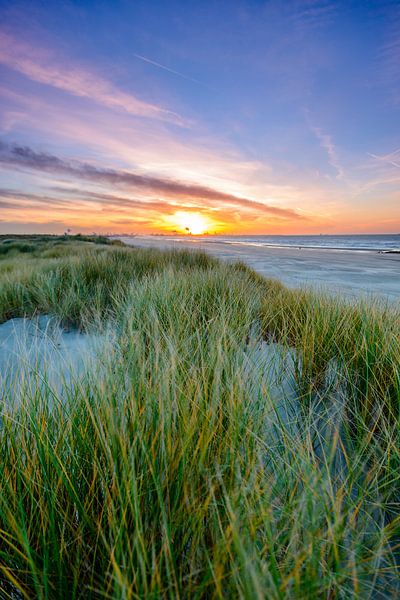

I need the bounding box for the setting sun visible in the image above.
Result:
[165,211,215,235]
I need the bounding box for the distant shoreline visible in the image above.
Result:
[112,233,400,254]
[119,235,400,300]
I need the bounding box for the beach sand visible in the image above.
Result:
[119,236,400,300]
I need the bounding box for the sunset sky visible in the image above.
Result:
[0,0,399,235]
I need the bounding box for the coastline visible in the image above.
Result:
[118,235,400,300]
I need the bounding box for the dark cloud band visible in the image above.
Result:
[0,141,305,220]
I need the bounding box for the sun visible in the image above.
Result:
[170,211,213,235]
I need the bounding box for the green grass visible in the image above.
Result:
[0,237,399,598]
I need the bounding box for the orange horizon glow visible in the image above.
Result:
[1,204,399,236]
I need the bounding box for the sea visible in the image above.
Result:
[187,234,400,252]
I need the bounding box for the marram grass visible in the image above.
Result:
[0,237,399,598]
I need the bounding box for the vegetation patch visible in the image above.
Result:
[0,236,399,598]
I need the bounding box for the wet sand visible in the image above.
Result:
[119,236,400,301]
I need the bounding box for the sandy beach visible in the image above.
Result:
[119,236,400,300]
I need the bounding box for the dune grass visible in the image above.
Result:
[0,238,399,598]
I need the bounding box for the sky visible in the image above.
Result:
[0,0,399,235]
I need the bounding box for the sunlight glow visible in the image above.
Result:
[166,211,215,235]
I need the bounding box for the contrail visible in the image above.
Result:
[368,151,400,169]
[134,53,205,86]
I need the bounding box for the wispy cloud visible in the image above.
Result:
[0,187,72,206]
[311,126,344,179]
[292,1,339,31]
[0,31,187,126]
[0,187,185,215]
[0,141,306,220]
[0,199,16,209]
[111,218,153,225]
[376,6,400,105]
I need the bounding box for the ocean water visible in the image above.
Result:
[204,234,400,252]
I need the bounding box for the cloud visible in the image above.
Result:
[111,218,153,225]
[0,187,71,206]
[0,186,183,217]
[0,141,306,220]
[52,188,186,212]
[292,1,339,32]
[311,126,344,179]
[0,31,187,126]
[376,6,400,105]
[0,199,16,208]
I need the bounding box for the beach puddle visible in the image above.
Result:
[0,315,105,404]
[244,340,300,433]
[246,341,353,481]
